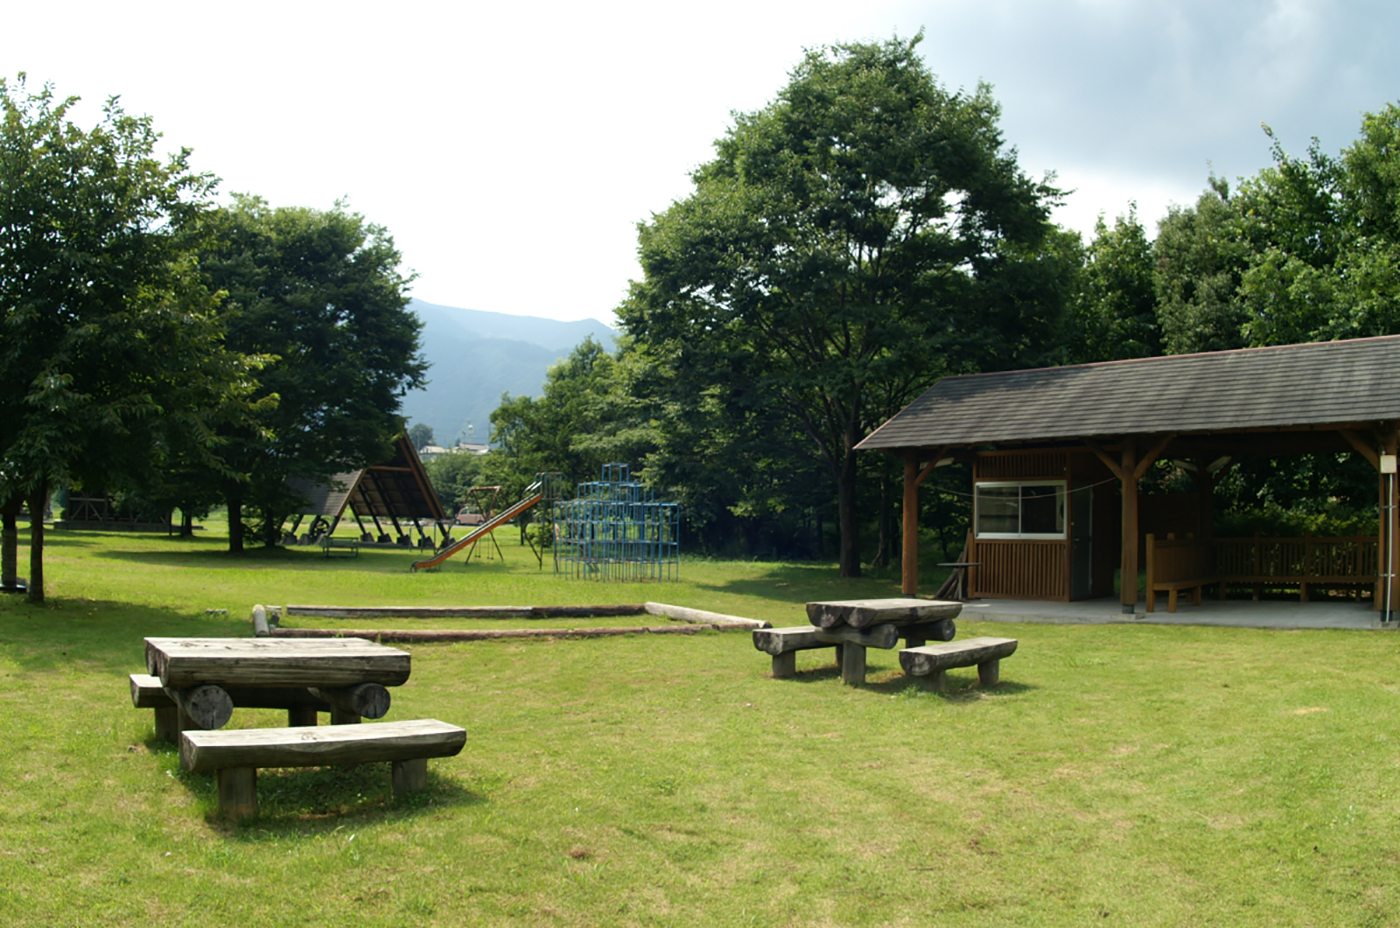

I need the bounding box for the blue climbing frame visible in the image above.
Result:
[552,464,680,581]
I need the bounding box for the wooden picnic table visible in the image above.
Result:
[145,636,411,689]
[142,637,412,731]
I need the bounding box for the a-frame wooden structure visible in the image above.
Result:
[287,432,448,546]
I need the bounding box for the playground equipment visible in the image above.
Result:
[553,464,680,581]
[410,473,565,571]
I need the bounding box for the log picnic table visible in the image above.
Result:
[754,598,963,685]
[134,637,464,819]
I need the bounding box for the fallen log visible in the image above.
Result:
[283,604,647,620]
[645,602,770,629]
[269,624,741,642]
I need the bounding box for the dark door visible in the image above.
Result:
[1071,480,1093,599]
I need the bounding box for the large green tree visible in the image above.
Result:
[200,196,427,550]
[0,76,253,602]
[618,35,1066,576]
[1066,206,1160,363]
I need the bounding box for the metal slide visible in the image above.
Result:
[410,487,544,571]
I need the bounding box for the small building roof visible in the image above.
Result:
[858,335,1400,452]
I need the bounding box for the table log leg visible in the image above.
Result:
[977,659,1000,688]
[771,652,797,679]
[330,707,361,725]
[841,643,866,686]
[287,707,318,727]
[834,643,844,666]
[154,706,179,744]
[392,758,428,798]
[217,767,258,820]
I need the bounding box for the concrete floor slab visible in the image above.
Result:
[959,596,1397,631]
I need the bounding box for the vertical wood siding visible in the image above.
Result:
[970,538,1068,600]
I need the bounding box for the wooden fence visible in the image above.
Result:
[1145,532,1377,602]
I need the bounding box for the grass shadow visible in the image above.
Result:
[0,597,234,674]
[198,764,488,837]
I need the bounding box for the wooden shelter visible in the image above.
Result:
[857,336,1400,615]
[287,433,448,546]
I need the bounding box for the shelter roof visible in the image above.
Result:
[289,433,446,523]
[857,335,1400,452]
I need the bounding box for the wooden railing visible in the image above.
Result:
[1213,533,1377,601]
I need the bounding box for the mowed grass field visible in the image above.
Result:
[2,526,1399,927]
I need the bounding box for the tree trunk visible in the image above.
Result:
[226,489,245,554]
[27,477,46,605]
[1,495,19,591]
[836,442,861,578]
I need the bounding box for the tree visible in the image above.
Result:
[1066,206,1160,363]
[1153,179,1250,355]
[0,75,253,602]
[409,422,435,451]
[199,196,427,551]
[618,35,1065,576]
[487,336,652,499]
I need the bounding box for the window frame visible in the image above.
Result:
[973,480,1068,540]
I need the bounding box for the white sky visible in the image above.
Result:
[4,1,1397,323]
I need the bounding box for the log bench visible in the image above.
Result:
[753,619,957,683]
[899,637,1018,693]
[180,718,467,820]
[129,673,390,742]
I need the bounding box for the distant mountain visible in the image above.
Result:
[399,299,617,447]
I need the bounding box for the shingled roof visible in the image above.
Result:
[858,335,1400,451]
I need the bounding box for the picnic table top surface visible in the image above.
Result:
[145,636,411,689]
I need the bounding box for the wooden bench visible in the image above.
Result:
[319,536,360,558]
[1145,533,1221,614]
[899,637,1018,692]
[129,673,387,742]
[180,718,467,819]
[753,619,957,682]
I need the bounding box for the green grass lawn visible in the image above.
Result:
[2,527,1399,926]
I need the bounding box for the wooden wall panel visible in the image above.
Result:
[970,538,1069,600]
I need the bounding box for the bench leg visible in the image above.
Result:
[330,707,362,725]
[1146,590,1156,613]
[392,757,428,799]
[834,643,844,666]
[1168,589,1179,613]
[287,707,318,727]
[977,659,1000,688]
[841,643,866,686]
[217,767,258,820]
[917,670,948,693]
[771,652,797,679]
[154,706,179,744]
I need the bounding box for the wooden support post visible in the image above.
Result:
[841,644,867,686]
[919,669,949,693]
[287,707,318,727]
[902,451,919,596]
[1120,443,1139,615]
[216,767,258,820]
[154,705,179,744]
[167,684,234,731]
[771,652,797,679]
[392,757,428,798]
[330,707,362,725]
[977,659,1001,688]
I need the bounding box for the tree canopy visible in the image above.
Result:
[0,75,255,601]
[199,195,427,550]
[618,35,1067,575]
